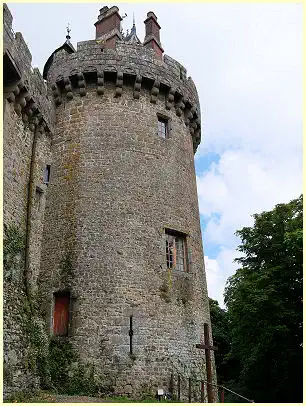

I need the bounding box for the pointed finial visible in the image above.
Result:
[66,23,71,41]
[133,12,135,27]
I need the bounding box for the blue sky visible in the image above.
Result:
[8,3,303,307]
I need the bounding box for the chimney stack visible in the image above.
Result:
[94,6,122,48]
[143,11,164,59]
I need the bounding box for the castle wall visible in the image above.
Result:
[3,100,39,396]
[3,3,53,397]
[38,77,213,398]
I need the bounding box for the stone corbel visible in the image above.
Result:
[133,75,142,99]
[184,106,194,126]
[189,121,197,135]
[77,72,86,97]
[64,77,73,100]
[175,96,185,117]
[97,71,105,95]
[115,71,123,97]
[29,113,41,132]
[14,89,30,115]
[6,83,21,103]
[51,84,62,106]
[166,87,175,110]
[25,100,37,118]
[150,80,160,103]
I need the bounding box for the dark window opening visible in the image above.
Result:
[165,230,188,272]
[157,116,169,139]
[53,291,70,336]
[44,165,51,185]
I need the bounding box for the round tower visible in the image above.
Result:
[39,6,215,400]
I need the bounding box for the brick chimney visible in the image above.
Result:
[143,11,164,59]
[94,6,122,48]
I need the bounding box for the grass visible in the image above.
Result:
[5,391,180,403]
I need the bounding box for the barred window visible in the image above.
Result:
[165,231,188,272]
[157,116,169,138]
[44,165,51,185]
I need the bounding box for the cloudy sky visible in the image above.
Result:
[8,3,302,307]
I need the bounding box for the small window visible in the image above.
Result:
[53,292,70,336]
[157,116,169,139]
[165,230,188,272]
[44,165,51,185]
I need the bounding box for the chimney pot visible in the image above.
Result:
[94,5,122,47]
[147,11,158,21]
[143,10,163,59]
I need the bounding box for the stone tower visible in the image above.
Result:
[4,4,216,400]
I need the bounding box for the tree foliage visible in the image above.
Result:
[222,195,303,402]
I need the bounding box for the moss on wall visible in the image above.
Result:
[3,223,25,281]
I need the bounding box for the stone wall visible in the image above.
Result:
[3,3,53,398]
[3,3,216,400]
[38,76,215,398]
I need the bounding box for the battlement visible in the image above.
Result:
[3,3,54,134]
[44,39,201,151]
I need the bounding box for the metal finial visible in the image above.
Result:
[66,23,71,40]
[133,12,135,27]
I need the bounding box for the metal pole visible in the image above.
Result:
[178,374,181,401]
[188,377,191,403]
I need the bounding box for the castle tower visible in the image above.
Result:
[37,6,214,399]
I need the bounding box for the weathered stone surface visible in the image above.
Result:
[3,3,216,401]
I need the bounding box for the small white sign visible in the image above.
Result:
[157,389,164,396]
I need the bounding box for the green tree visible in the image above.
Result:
[209,298,231,384]
[224,195,303,402]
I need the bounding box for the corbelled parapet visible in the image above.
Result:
[44,40,201,151]
[3,3,54,135]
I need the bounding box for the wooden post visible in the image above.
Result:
[201,380,205,403]
[188,377,191,403]
[221,388,225,403]
[169,373,174,399]
[178,374,181,401]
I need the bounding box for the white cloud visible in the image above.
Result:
[198,147,302,247]
[200,145,302,306]
[205,247,237,308]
